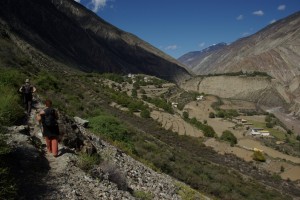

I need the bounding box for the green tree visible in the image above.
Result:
[209,112,215,118]
[183,111,189,119]
[220,130,237,145]
[140,109,150,118]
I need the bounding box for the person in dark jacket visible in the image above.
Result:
[19,79,36,114]
[36,99,59,157]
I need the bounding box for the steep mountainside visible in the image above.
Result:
[0,0,191,83]
[179,12,300,115]
[178,42,227,68]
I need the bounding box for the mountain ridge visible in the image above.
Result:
[0,0,191,83]
[179,11,300,115]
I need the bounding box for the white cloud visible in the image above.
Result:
[74,0,80,2]
[198,42,205,48]
[236,14,243,20]
[242,32,250,36]
[278,5,286,11]
[270,19,276,24]
[91,0,109,12]
[252,10,264,16]
[165,45,178,50]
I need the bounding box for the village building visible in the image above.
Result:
[251,128,270,136]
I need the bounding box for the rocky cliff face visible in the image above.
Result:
[181,76,289,108]
[0,0,191,83]
[179,12,300,115]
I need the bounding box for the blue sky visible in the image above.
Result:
[75,0,300,59]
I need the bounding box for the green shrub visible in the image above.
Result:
[131,89,137,98]
[36,72,60,92]
[0,84,24,126]
[77,152,101,171]
[89,115,130,143]
[266,122,274,128]
[183,111,189,119]
[101,73,124,83]
[140,109,150,118]
[209,112,215,118]
[220,130,237,145]
[0,69,25,87]
[252,151,266,162]
[184,117,216,137]
[133,190,154,200]
[216,110,225,118]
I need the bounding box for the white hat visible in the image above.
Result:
[25,79,29,83]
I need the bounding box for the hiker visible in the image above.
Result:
[36,99,59,157]
[19,79,36,114]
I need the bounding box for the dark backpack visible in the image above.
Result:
[23,84,32,94]
[42,108,57,126]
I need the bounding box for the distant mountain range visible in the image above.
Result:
[179,11,300,85]
[179,11,300,115]
[178,42,227,68]
[0,0,191,83]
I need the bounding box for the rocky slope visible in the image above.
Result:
[5,101,208,200]
[0,0,191,83]
[179,12,300,115]
[181,75,290,108]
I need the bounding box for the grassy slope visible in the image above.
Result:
[0,32,299,199]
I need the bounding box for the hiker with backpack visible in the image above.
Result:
[36,99,59,157]
[19,79,36,114]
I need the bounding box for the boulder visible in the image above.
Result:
[74,116,89,128]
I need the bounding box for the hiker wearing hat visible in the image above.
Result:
[19,79,36,114]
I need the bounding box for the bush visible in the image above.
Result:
[36,72,60,92]
[133,190,154,200]
[216,110,225,118]
[183,111,189,119]
[0,84,24,126]
[140,109,150,118]
[252,151,266,162]
[102,73,124,83]
[77,152,101,171]
[89,115,129,142]
[209,112,215,118]
[220,130,237,145]
[266,122,274,128]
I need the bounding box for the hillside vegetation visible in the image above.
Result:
[1,32,300,199]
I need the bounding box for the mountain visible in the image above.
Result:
[178,42,227,68]
[179,12,300,83]
[179,12,300,115]
[0,0,191,83]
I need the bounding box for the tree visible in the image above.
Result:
[209,112,215,118]
[140,109,150,118]
[183,111,189,119]
[220,130,237,145]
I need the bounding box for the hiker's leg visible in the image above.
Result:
[45,137,52,153]
[51,137,58,156]
[27,100,32,114]
[25,99,29,113]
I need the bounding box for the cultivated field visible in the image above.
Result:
[105,75,300,181]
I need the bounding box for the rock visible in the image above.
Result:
[7,125,30,135]
[81,140,97,155]
[74,116,89,128]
